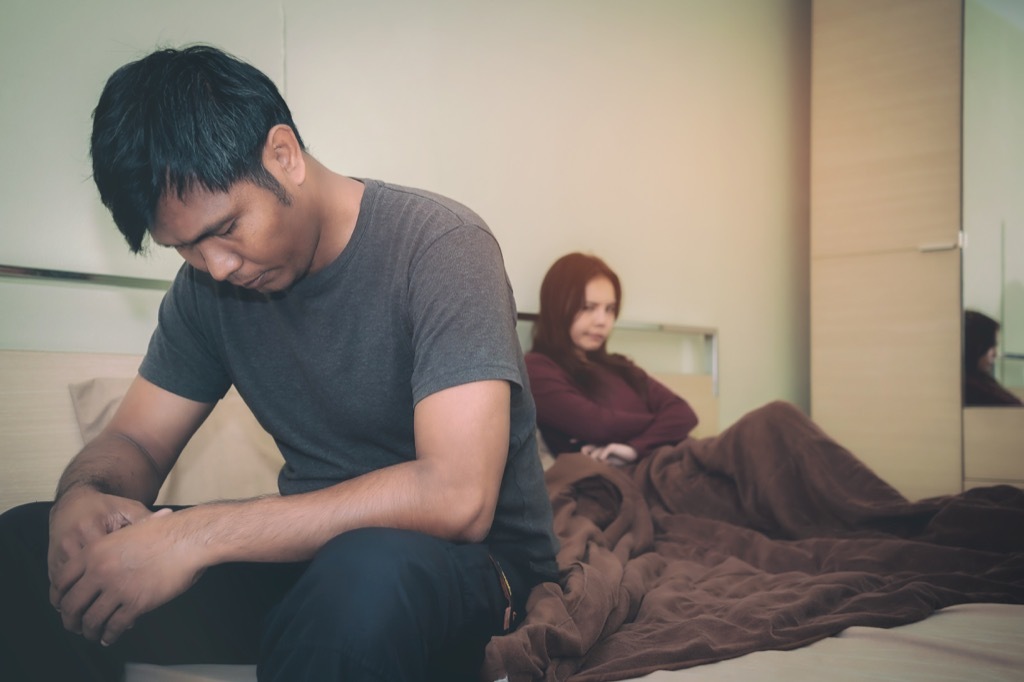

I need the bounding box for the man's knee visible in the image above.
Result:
[0,501,52,565]
[0,500,52,530]
[260,528,457,680]
[280,528,453,634]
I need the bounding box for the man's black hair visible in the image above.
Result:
[90,45,305,253]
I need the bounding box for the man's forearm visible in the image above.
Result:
[175,456,495,568]
[55,431,167,505]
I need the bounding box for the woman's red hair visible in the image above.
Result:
[531,253,646,397]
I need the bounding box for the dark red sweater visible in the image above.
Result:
[525,351,699,458]
[964,370,1024,407]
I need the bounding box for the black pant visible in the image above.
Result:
[0,502,530,681]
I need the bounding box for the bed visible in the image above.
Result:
[481,402,1024,681]
[2,344,1022,682]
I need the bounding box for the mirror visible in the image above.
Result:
[962,0,1024,407]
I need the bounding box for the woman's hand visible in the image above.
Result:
[580,443,638,467]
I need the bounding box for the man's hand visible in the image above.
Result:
[580,443,638,467]
[47,487,154,600]
[42,376,218,644]
[49,506,203,646]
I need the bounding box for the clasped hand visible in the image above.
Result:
[580,442,638,466]
[48,490,201,646]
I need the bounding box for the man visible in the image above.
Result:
[0,45,558,681]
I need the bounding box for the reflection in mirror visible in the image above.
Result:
[962,0,1024,407]
[963,310,1023,406]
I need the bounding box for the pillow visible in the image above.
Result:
[69,378,283,506]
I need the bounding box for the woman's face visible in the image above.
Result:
[978,337,999,374]
[569,276,618,355]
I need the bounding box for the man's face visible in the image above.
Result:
[150,180,314,293]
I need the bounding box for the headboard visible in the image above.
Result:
[0,349,146,511]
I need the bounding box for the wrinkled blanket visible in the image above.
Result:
[482,401,1024,682]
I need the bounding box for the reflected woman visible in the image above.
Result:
[963,310,1022,406]
[525,253,699,466]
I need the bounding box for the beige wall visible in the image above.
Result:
[0,0,811,428]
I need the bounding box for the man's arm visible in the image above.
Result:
[52,378,511,646]
[47,375,214,625]
[55,374,215,505]
[169,378,511,561]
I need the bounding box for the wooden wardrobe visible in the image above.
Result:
[810,0,964,501]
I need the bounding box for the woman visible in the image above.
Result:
[526,253,699,465]
[963,310,1022,406]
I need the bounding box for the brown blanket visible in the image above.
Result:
[482,401,1024,682]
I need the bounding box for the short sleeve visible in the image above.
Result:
[406,224,523,404]
[139,265,232,404]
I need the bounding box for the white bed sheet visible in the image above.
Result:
[125,603,1024,682]
[638,603,1024,682]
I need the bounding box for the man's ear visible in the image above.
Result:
[263,124,306,186]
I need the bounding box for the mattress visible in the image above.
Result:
[123,603,1024,682]
[637,603,1024,682]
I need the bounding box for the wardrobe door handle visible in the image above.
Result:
[918,232,965,253]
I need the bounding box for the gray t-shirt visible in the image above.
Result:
[140,179,558,576]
